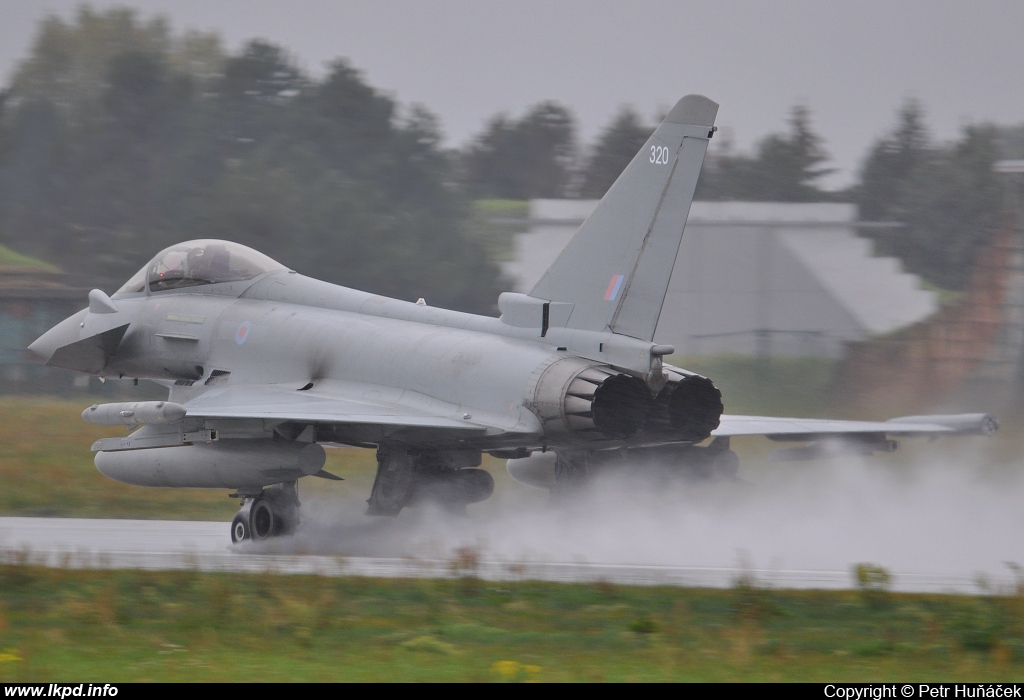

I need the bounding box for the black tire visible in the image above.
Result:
[712,450,740,479]
[250,498,276,539]
[263,485,299,534]
[276,508,298,535]
[452,468,495,504]
[230,512,250,543]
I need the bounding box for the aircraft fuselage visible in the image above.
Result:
[33,268,718,454]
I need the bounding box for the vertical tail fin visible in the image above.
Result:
[529,94,718,340]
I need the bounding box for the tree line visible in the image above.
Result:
[465,99,1010,292]
[0,8,497,311]
[0,7,1017,303]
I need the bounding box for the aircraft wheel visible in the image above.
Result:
[712,450,740,479]
[250,497,277,540]
[551,451,591,498]
[687,448,740,481]
[230,512,251,543]
[451,468,494,504]
[368,451,416,516]
[263,482,300,534]
[408,468,495,509]
[276,509,298,535]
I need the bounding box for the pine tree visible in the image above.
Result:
[463,102,577,199]
[579,107,653,199]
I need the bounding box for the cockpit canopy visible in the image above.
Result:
[115,240,287,296]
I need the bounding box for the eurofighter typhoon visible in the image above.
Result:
[27,96,997,543]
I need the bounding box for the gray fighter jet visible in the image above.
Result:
[28,95,997,543]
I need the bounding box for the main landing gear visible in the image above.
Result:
[550,437,741,496]
[366,447,494,516]
[230,481,300,543]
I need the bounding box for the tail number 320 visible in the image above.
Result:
[650,145,670,164]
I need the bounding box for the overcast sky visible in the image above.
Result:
[3,0,1023,189]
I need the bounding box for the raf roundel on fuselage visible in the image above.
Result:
[114,240,287,296]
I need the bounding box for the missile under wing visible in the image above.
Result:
[28,95,998,543]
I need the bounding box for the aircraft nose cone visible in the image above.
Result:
[27,311,86,363]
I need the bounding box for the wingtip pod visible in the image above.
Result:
[887,413,999,437]
[665,94,719,127]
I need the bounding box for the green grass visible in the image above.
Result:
[0,399,239,520]
[0,565,1022,681]
[472,199,530,218]
[919,278,966,308]
[0,244,59,270]
[0,398,378,521]
[464,199,529,263]
[0,397,530,521]
[672,355,842,417]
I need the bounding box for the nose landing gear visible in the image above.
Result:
[230,481,300,543]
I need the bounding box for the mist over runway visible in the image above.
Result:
[2,451,1021,595]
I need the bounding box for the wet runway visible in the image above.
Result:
[0,515,1015,594]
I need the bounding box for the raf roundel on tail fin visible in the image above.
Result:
[529,94,719,341]
[603,274,626,301]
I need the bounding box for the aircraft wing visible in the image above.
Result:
[713,413,998,440]
[178,379,530,440]
[183,383,997,442]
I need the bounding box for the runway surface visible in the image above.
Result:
[0,515,1016,594]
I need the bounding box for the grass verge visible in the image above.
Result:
[0,398,382,521]
[0,564,1022,681]
[0,244,59,270]
[671,355,841,417]
[464,199,529,263]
